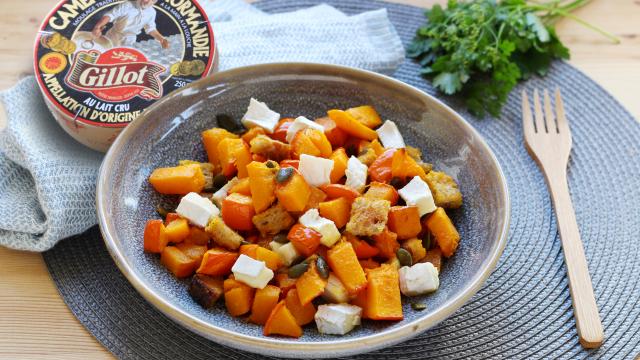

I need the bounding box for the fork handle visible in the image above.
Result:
[546,170,604,348]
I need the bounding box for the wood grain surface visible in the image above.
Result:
[0,1,638,359]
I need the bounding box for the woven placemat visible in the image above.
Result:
[43,0,640,359]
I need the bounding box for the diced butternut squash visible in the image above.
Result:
[372,227,399,259]
[165,212,181,224]
[224,278,255,317]
[184,226,210,246]
[275,170,311,212]
[318,197,351,228]
[327,109,378,140]
[319,184,360,203]
[276,272,298,297]
[350,290,369,319]
[326,241,367,295]
[144,219,169,253]
[369,139,385,156]
[228,177,251,195]
[263,300,303,338]
[221,193,255,231]
[315,116,348,148]
[364,182,399,205]
[346,105,383,129]
[291,128,332,159]
[347,235,380,259]
[165,218,190,243]
[246,161,277,213]
[425,207,460,257]
[303,186,328,212]
[365,264,403,320]
[368,149,396,183]
[421,247,443,272]
[249,285,281,325]
[201,128,238,164]
[175,242,207,264]
[271,118,294,143]
[387,206,422,240]
[285,289,316,326]
[256,247,284,271]
[329,148,349,183]
[391,148,427,180]
[295,262,327,306]
[402,238,427,262]
[160,246,198,278]
[241,127,267,143]
[197,248,239,276]
[217,138,252,178]
[240,244,259,258]
[288,224,322,257]
[149,164,205,195]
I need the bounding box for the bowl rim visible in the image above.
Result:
[97,62,510,358]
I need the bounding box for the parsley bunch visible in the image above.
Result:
[408,0,617,117]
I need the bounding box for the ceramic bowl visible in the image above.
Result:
[97,63,510,358]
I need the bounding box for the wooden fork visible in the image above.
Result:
[522,88,604,348]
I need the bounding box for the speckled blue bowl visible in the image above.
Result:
[97,63,510,358]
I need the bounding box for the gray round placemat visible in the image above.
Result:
[43,0,640,359]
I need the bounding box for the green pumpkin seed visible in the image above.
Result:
[213,174,228,189]
[216,114,245,134]
[316,256,330,279]
[423,232,432,250]
[390,176,404,189]
[265,160,276,169]
[288,262,310,278]
[397,248,413,267]
[411,302,427,311]
[276,167,294,184]
[156,204,170,218]
[273,233,289,244]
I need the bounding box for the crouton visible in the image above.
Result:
[424,171,463,209]
[252,204,295,236]
[205,216,243,250]
[250,135,291,162]
[406,146,422,161]
[357,148,377,166]
[345,197,390,236]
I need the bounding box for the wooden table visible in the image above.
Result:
[1,1,638,359]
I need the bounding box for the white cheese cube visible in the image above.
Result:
[315,304,362,335]
[231,254,274,289]
[175,192,219,228]
[298,154,334,187]
[274,242,301,266]
[398,176,436,216]
[398,262,439,296]
[285,116,325,143]
[299,209,341,247]
[345,156,368,193]
[241,98,280,133]
[211,177,238,207]
[376,120,405,149]
[269,240,284,252]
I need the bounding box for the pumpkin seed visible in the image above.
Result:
[273,233,289,244]
[156,204,170,218]
[213,174,228,189]
[265,160,276,169]
[276,167,294,184]
[423,232,432,250]
[411,302,427,311]
[397,248,413,267]
[390,176,404,189]
[316,256,330,279]
[288,262,310,278]
[216,114,245,134]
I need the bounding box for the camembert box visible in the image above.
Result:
[35,0,216,152]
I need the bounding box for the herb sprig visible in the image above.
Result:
[408,0,617,117]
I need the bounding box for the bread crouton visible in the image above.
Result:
[252,204,295,236]
[406,146,422,161]
[357,148,377,166]
[249,135,291,162]
[345,197,390,236]
[425,171,462,209]
[205,217,243,250]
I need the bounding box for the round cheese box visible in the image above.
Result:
[34,0,217,152]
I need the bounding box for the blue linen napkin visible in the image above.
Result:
[0,0,405,251]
